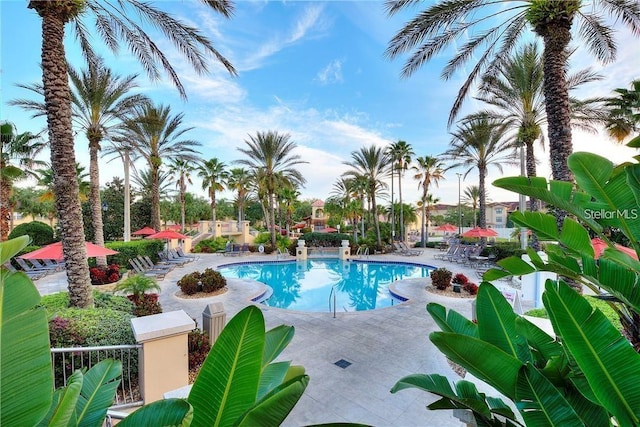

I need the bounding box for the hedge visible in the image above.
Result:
[105,239,166,267]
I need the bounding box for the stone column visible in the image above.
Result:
[339,240,350,261]
[296,239,307,261]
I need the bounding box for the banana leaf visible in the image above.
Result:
[476,283,531,363]
[427,303,478,337]
[515,364,583,426]
[597,258,640,313]
[262,325,295,367]
[514,316,561,365]
[258,361,291,399]
[543,281,640,425]
[1,236,52,426]
[235,375,309,427]
[118,399,193,426]
[430,332,523,398]
[41,370,84,427]
[188,305,265,427]
[76,360,122,427]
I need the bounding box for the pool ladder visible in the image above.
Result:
[329,285,337,318]
[355,246,369,259]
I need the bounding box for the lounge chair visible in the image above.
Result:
[128,258,166,279]
[169,248,195,263]
[222,244,242,257]
[434,245,457,260]
[158,251,188,266]
[176,247,200,261]
[3,261,47,280]
[30,258,62,272]
[15,258,54,275]
[137,255,174,272]
[41,258,65,271]
[399,242,423,256]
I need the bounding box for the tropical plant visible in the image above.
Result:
[0,122,45,241]
[605,79,640,145]
[26,0,235,308]
[168,158,195,232]
[236,131,307,248]
[430,268,452,290]
[387,140,414,241]
[443,115,516,228]
[114,274,160,305]
[227,167,251,228]
[121,103,201,230]
[462,185,480,228]
[343,145,389,247]
[198,158,228,228]
[413,155,445,245]
[393,150,640,425]
[385,0,640,188]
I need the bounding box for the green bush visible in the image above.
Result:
[40,290,134,314]
[193,236,228,253]
[430,268,452,290]
[200,268,226,292]
[178,272,201,295]
[105,239,165,267]
[188,329,211,370]
[481,242,525,261]
[48,308,135,347]
[299,232,351,247]
[130,293,162,317]
[8,221,55,246]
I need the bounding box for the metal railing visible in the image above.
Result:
[51,344,143,409]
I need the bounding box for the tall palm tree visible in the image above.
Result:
[37,164,91,227]
[0,122,45,240]
[443,115,516,228]
[102,136,137,241]
[463,185,480,228]
[606,79,640,144]
[277,186,300,235]
[385,0,640,185]
[168,159,195,232]
[473,42,604,211]
[416,193,440,246]
[412,155,445,246]
[388,140,414,241]
[27,0,236,308]
[343,145,389,247]
[236,131,307,247]
[122,103,201,231]
[11,60,147,265]
[227,167,251,230]
[198,158,228,228]
[330,177,362,241]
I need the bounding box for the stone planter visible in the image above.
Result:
[297,239,306,247]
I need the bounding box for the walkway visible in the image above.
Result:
[35,248,524,426]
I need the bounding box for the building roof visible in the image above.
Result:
[311,199,325,207]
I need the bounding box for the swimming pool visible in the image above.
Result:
[217,259,433,312]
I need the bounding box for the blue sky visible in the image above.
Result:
[1,1,638,206]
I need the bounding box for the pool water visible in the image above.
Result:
[217,259,432,312]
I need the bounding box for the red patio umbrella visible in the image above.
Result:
[131,226,157,236]
[165,224,182,232]
[319,227,338,233]
[292,222,306,229]
[462,227,499,238]
[591,238,638,260]
[19,242,119,261]
[146,230,188,240]
[435,223,457,232]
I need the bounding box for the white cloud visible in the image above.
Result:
[316,59,344,85]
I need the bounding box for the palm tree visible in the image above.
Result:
[168,159,195,232]
[606,79,640,144]
[236,131,307,247]
[37,163,91,228]
[227,168,251,230]
[416,193,440,246]
[0,122,45,240]
[26,0,236,308]
[388,140,414,241]
[330,177,362,241]
[198,158,228,229]
[385,0,640,185]
[277,186,300,235]
[343,145,389,247]
[443,115,516,228]
[412,155,445,246]
[11,60,147,265]
[473,42,604,211]
[462,185,480,228]
[122,103,201,231]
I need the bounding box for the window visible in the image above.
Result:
[496,217,503,223]
[495,208,503,214]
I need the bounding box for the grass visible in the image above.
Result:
[525,295,623,331]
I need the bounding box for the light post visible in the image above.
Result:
[337,224,341,235]
[456,173,462,236]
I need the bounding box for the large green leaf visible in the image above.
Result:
[597,257,640,313]
[258,362,291,399]
[515,364,583,426]
[45,369,83,427]
[427,303,478,337]
[476,283,531,363]
[76,360,122,427]
[1,237,52,426]
[543,281,640,425]
[118,399,193,427]
[188,306,265,427]
[514,317,561,365]
[627,164,640,210]
[262,325,294,367]
[235,375,309,427]
[430,332,523,398]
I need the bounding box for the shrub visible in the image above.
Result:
[430,268,452,290]
[41,290,134,314]
[105,239,165,268]
[178,271,201,295]
[8,221,55,246]
[463,282,479,295]
[188,329,211,370]
[299,232,351,247]
[193,236,228,253]
[48,308,135,347]
[89,263,121,285]
[452,273,469,285]
[200,268,226,293]
[480,242,526,261]
[130,293,162,317]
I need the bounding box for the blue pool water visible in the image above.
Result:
[217,259,433,312]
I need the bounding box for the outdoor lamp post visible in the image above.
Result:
[337,224,341,234]
[456,173,462,235]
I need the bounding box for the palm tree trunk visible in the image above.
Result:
[269,192,277,247]
[89,137,106,266]
[421,202,426,246]
[180,179,186,231]
[525,140,538,211]
[478,166,487,229]
[0,171,10,241]
[390,167,394,241]
[398,172,404,241]
[538,21,573,228]
[371,188,382,247]
[123,149,131,242]
[37,7,93,308]
[150,164,161,230]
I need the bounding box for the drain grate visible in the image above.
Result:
[334,359,352,369]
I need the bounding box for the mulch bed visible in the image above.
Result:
[426,285,476,299]
[174,287,228,299]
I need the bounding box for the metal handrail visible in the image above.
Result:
[328,285,337,318]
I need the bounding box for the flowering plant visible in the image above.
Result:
[90,264,121,285]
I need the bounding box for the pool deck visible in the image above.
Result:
[36,248,529,426]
